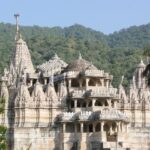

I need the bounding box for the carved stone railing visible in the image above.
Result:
[60,111,92,121]
[78,111,92,120]
[71,90,85,98]
[71,87,118,98]
[61,112,76,121]
[87,87,118,98]
[65,71,79,78]
[100,108,129,122]
[58,110,128,122]
[80,70,113,79]
[81,70,105,77]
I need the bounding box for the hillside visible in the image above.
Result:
[0,23,149,88]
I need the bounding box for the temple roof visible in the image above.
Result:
[64,54,97,72]
[13,37,35,74]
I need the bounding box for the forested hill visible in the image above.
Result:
[0,23,149,87]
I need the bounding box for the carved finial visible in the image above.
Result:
[54,53,58,59]
[14,14,19,32]
[138,59,145,68]
[14,14,21,41]
[78,52,82,59]
[120,75,124,85]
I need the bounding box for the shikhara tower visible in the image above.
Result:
[0,15,150,150]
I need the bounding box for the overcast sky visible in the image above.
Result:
[0,0,150,34]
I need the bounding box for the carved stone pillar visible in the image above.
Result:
[63,123,66,133]
[75,123,77,133]
[124,123,128,132]
[106,80,109,88]
[101,79,104,87]
[68,79,71,88]
[44,78,47,85]
[101,122,104,132]
[110,125,112,134]
[107,99,111,107]
[30,79,33,86]
[92,99,96,107]
[74,100,77,108]
[93,123,96,133]
[86,102,88,109]
[28,79,31,86]
[79,79,83,88]
[80,122,83,133]
[117,122,121,132]
[86,78,89,89]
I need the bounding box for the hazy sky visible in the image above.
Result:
[0,0,150,34]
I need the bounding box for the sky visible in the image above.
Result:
[0,0,150,34]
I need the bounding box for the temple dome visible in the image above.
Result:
[37,54,67,75]
[64,54,97,72]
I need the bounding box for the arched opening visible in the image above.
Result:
[82,101,86,108]
[83,123,87,132]
[89,124,93,132]
[88,100,92,107]
[95,123,101,132]
[111,100,114,107]
[104,80,107,87]
[88,79,96,86]
[71,100,74,108]
[105,101,109,106]
[54,83,58,93]
[96,80,102,86]
[33,79,37,85]
[77,101,81,107]
[104,123,110,132]
[82,79,86,87]
[47,78,49,84]
[95,100,103,106]
[71,79,79,87]
[77,123,80,132]
[112,122,117,132]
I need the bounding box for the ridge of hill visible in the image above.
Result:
[0,23,149,87]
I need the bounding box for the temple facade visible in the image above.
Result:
[0,16,150,150]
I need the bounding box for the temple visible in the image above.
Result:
[0,15,150,150]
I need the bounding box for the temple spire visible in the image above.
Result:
[13,14,35,74]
